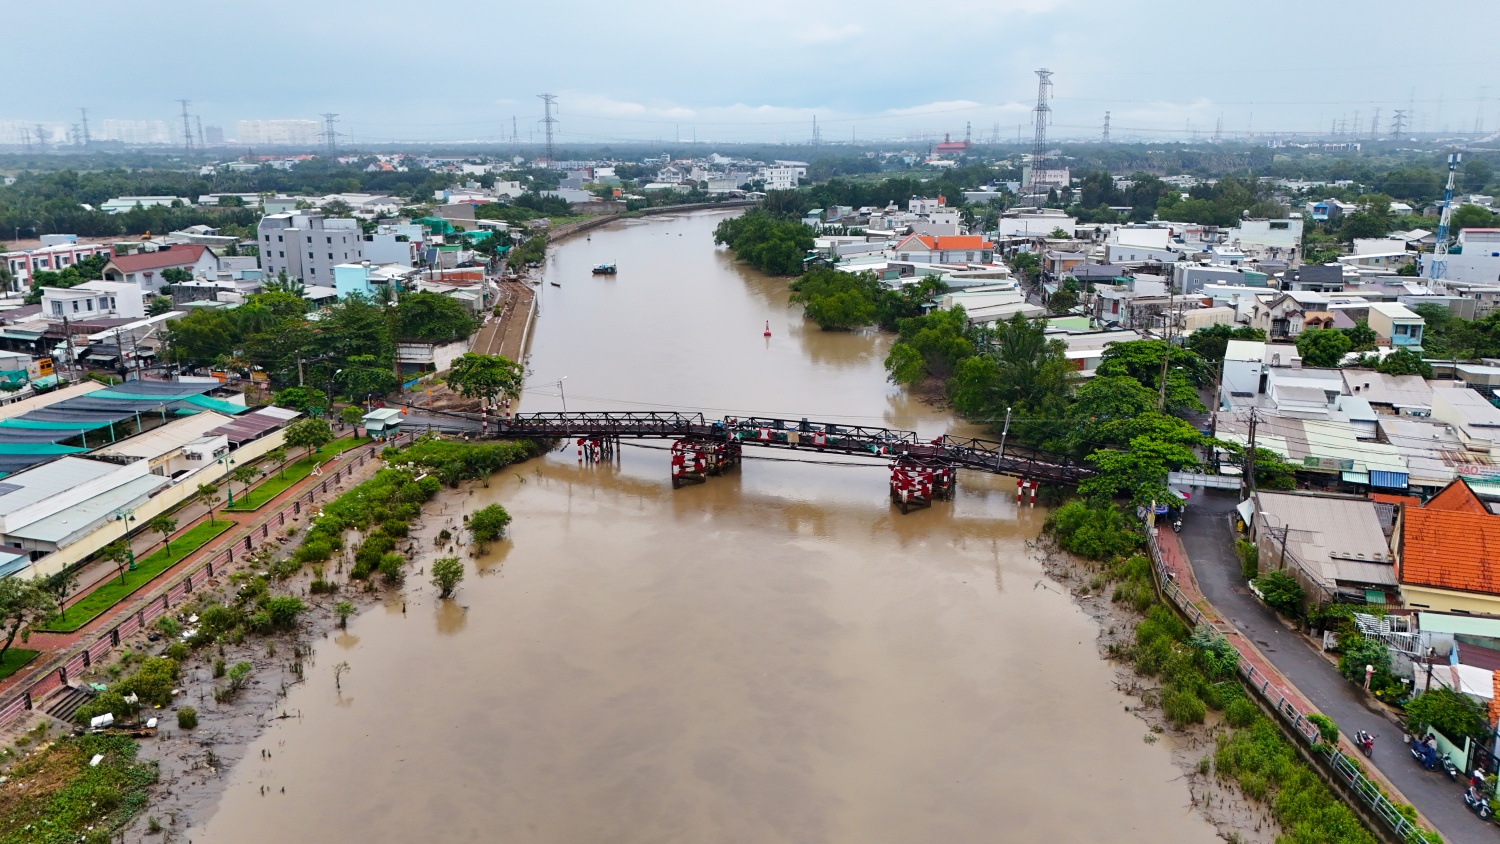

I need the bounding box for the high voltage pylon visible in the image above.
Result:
[1028,68,1053,206]
[1391,110,1407,136]
[178,99,193,151]
[812,114,821,146]
[319,113,341,154]
[1370,107,1381,139]
[78,107,90,147]
[537,94,558,160]
[196,115,205,148]
[34,125,46,152]
[1102,111,1110,143]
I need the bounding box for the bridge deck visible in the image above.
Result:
[412,410,1092,485]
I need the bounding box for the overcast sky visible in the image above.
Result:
[5,0,1496,146]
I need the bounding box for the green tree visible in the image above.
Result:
[195,483,221,524]
[467,503,512,549]
[334,600,355,629]
[1080,434,1199,507]
[1405,687,1489,743]
[712,210,814,275]
[0,578,55,666]
[1294,328,1352,368]
[226,661,253,695]
[789,268,882,330]
[1462,158,1494,193]
[338,353,397,401]
[230,465,260,501]
[884,307,976,385]
[1254,569,1306,618]
[1375,347,1432,378]
[396,292,479,343]
[1009,251,1040,283]
[948,313,1074,442]
[285,417,334,460]
[43,569,78,620]
[1184,323,1266,363]
[341,405,365,431]
[1047,287,1078,315]
[159,267,193,285]
[103,540,132,585]
[147,515,177,555]
[447,353,523,407]
[265,446,289,479]
[163,308,239,367]
[1342,320,1377,352]
[1095,339,1207,413]
[1450,203,1498,232]
[431,556,465,598]
[147,295,173,316]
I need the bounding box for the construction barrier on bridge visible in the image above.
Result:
[889,458,954,514]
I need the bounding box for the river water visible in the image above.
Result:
[198,210,1215,843]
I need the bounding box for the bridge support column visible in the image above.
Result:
[578,437,617,464]
[1017,479,1037,507]
[670,439,736,488]
[889,458,953,515]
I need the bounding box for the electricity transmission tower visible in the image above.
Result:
[1102,111,1110,143]
[1370,108,1380,139]
[78,107,90,147]
[319,113,341,154]
[812,114,821,147]
[1391,110,1407,136]
[537,94,558,160]
[1028,68,1053,206]
[178,100,194,151]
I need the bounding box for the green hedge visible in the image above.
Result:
[45,520,232,633]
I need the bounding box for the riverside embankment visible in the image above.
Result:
[192,208,1223,843]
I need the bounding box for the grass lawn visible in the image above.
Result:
[226,435,368,511]
[0,648,39,681]
[43,519,233,633]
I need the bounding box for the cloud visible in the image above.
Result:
[792,22,863,44]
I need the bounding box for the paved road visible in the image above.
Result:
[1182,489,1494,842]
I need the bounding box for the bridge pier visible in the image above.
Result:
[670,439,739,488]
[889,458,955,515]
[577,436,619,464]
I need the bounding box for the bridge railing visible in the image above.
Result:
[729,417,920,447]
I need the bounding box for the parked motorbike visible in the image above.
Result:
[1171,517,1182,533]
[1441,752,1460,781]
[1465,786,1493,820]
[1408,735,1440,771]
[1354,730,1376,758]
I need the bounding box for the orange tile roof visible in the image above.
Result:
[104,244,210,273]
[1422,478,1488,514]
[1400,479,1500,595]
[1372,493,1421,507]
[932,236,992,250]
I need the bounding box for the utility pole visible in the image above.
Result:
[319,112,340,155]
[1243,408,1258,498]
[1156,289,1176,412]
[537,93,558,161]
[78,107,91,147]
[178,99,193,151]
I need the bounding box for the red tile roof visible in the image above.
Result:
[1422,478,1488,514]
[1372,492,1421,507]
[932,236,992,250]
[104,244,210,273]
[1399,478,1500,595]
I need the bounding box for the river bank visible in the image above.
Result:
[178,209,1225,844]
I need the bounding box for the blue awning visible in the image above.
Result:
[1370,470,1409,489]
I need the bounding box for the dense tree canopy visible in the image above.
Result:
[712,210,815,275]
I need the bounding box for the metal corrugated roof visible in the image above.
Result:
[8,474,168,546]
[96,412,230,460]
[0,457,126,517]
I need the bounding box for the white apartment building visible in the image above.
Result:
[236,119,320,146]
[758,166,801,191]
[258,213,364,283]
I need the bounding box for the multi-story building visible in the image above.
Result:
[2,240,115,293]
[235,119,320,146]
[257,213,364,283]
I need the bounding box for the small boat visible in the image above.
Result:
[592,263,617,275]
[550,282,561,287]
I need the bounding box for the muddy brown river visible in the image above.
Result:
[198,210,1215,842]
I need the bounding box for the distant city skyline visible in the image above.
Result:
[2,0,1497,146]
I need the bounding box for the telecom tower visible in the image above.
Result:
[1427,152,1462,289]
[537,94,558,161]
[178,100,193,150]
[1102,111,1110,143]
[1028,68,1053,206]
[319,113,341,154]
[78,107,90,147]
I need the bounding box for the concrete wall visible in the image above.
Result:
[1401,583,1500,616]
[25,427,290,581]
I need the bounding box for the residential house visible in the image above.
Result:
[99,196,186,214]
[1395,479,1500,615]
[100,244,219,293]
[257,213,364,284]
[332,262,414,301]
[1251,491,1398,605]
[891,235,994,265]
[361,222,424,267]
[40,281,146,321]
[1366,302,1425,347]
[1425,229,1500,285]
[1250,291,1335,339]
[2,240,114,293]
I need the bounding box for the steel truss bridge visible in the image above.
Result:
[418,410,1092,487]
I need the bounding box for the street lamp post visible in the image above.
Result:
[113,507,138,571]
[217,453,237,507]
